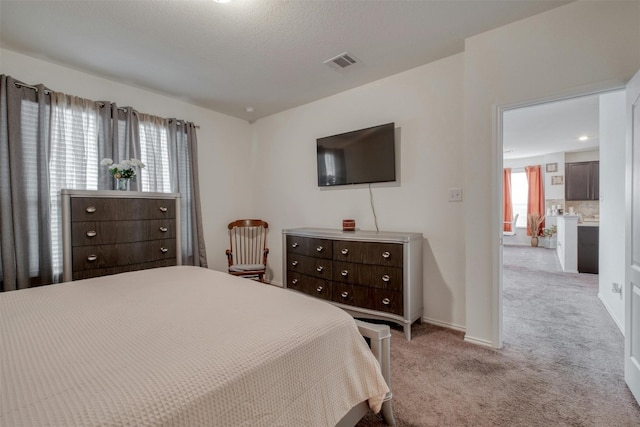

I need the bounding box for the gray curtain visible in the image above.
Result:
[0,74,208,291]
[97,104,141,191]
[168,120,208,267]
[0,76,53,291]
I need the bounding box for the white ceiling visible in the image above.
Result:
[503,94,602,160]
[0,0,572,122]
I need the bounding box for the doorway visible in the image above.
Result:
[499,89,627,347]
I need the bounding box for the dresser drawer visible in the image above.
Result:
[72,260,177,281]
[286,235,333,259]
[333,241,402,267]
[72,239,176,271]
[286,253,333,280]
[72,219,176,246]
[372,289,403,316]
[71,198,176,222]
[332,282,355,307]
[286,272,332,301]
[333,261,403,292]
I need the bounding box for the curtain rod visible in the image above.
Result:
[14,81,50,94]
[14,82,199,129]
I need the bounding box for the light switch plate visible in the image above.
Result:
[448,187,462,202]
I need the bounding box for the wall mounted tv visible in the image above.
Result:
[317,122,396,187]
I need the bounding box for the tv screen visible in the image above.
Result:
[317,122,396,186]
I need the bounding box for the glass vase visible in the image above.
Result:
[116,178,130,191]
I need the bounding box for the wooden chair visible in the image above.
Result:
[226,219,269,282]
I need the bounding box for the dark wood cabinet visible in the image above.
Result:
[565,161,599,201]
[62,190,181,281]
[578,226,599,274]
[283,228,423,340]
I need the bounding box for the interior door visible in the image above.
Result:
[625,69,640,404]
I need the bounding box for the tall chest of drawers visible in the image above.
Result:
[282,228,423,340]
[61,190,181,281]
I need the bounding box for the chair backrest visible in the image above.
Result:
[511,213,519,227]
[228,219,269,266]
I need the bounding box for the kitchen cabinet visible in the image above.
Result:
[565,161,599,201]
[578,225,599,274]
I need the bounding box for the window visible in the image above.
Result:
[511,171,528,228]
[45,102,173,279]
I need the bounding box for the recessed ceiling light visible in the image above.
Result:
[245,107,254,113]
[213,0,231,3]
[578,135,589,141]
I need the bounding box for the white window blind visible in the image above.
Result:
[42,100,173,279]
[19,99,45,277]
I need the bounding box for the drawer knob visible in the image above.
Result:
[159,226,168,232]
[291,242,299,248]
[159,206,168,212]
[382,274,390,282]
[291,278,298,285]
[86,230,97,237]
[382,298,391,305]
[382,251,391,259]
[316,246,324,252]
[341,291,349,298]
[291,260,298,267]
[316,285,324,293]
[87,255,97,262]
[341,248,349,255]
[85,206,96,213]
[341,270,349,277]
[160,247,168,253]
[316,265,324,273]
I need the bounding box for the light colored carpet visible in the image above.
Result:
[357,245,639,426]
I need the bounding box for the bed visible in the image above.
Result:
[0,266,393,426]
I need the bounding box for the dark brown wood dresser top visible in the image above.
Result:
[62,190,181,281]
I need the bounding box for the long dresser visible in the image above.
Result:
[282,228,423,340]
[61,190,181,282]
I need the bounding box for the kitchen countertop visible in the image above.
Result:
[578,221,599,227]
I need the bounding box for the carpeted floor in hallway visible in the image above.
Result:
[357,245,639,426]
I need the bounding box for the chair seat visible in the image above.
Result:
[229,264,265,272]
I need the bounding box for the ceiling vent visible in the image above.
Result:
[324,52,357,69]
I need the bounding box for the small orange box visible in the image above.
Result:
[342,219,356,231]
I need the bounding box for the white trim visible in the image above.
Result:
[495,84,627,352]
[463,335,495,348]
[598,293,625,335]
[421,317,465,333]
[494,104,504,349]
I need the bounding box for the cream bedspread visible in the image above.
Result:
[0,266,389,426]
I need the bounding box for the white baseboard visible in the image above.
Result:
[463,335,497,348]
[421,317,466,333]
[597,293,625,335]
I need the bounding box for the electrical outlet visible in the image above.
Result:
[448,187,462,202]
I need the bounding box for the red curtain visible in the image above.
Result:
[525,165,545,236]
[503,168,513,232]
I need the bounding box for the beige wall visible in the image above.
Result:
[463,0,640,346]
[2,0,638,345]
[0,48,253,273]
[250,53,467,330]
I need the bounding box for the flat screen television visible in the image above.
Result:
[317,122,396,187]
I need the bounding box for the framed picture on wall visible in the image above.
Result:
[551,175,564,185]
[546,163,558,173]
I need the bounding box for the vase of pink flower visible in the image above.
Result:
[100,158,146,191]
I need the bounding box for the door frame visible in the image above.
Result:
[494,85,626,348]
